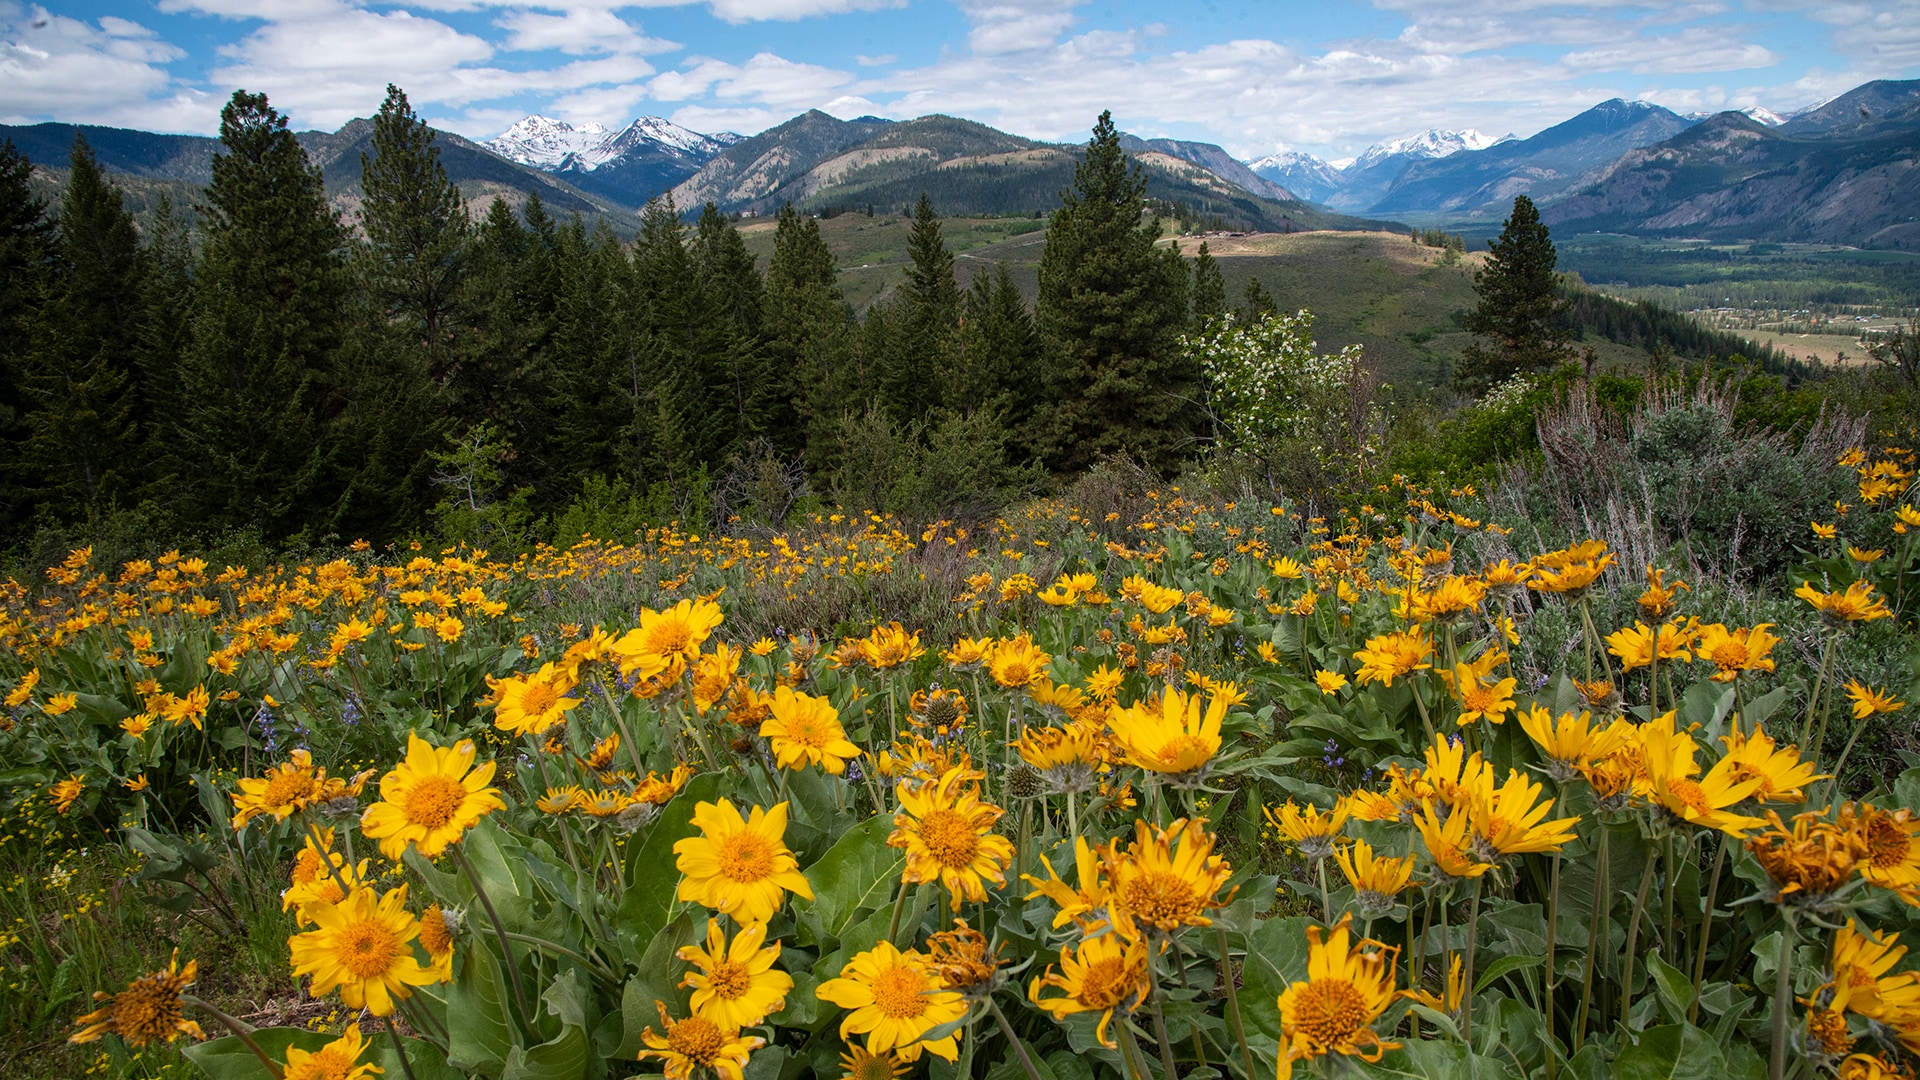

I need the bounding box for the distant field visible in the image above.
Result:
[1559,232,1920,312]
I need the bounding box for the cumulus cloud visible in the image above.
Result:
[0,5,207,129]
[496,8,678,56]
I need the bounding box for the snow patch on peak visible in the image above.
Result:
[1742,106,1786,126]
[1352,128,1509,171]
[488,114,732,173]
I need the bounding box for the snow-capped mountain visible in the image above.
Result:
[1351,129,1509,172]
[1741,106,1787,126]
[487,115,613,171]
[1247,150,1345,204]
[487,115,737,174]
[486,114,744,208]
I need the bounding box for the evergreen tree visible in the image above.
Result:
[0,139,52,539]
[1456,195,1572,393]
[693,202,774,451]
[174,89,348,538]
[1191,241,1225,325]
[358,84,470,379]
[1036,111,1196,474]
[545,219,634,492]
[955,261,1046,459]
[630,194,722,486]
[17,135,150,522]
[765,203,854,466]
[1240,276,1277,321]
[883,192,960,418]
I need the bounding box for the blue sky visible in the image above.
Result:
[5,0,1918,161]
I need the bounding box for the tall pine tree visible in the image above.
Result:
[1036,111,1196,474]
[1455,195,1572,393]
[765,203,854,468]
[359,84,470,379]
[17,135,150,523]
[174,89,348,538]
[692,202,773,452]
[1191,241,1225,325]
[0,139,52,541]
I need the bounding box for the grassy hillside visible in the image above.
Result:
[737,218,1669,393]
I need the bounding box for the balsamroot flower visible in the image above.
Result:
[360,732,505,860]
[674,799,814,924]
[70,950,204,1047]
[1274,917,1410,1079]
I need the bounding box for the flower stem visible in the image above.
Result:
[1574,826,1609,1050]
[1215,925,1258,1080]
[1799,634,1838,752]
[1618,843,1660,1029]
[1462,877,1483,1041]
[1690,839,1727,1025]
[388,1024,420,1080]
[886,875,914,946]
[1770,912,1798,1080]
[452,843,531,1032]
[987,998,1046,1080]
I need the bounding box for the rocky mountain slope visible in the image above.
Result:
[1540,81,1920,250]
[2,118,625,221]
[1369,100,1697,215]
[485,115,740,206]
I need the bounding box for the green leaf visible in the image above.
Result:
[1895,765,1920,813]
[372,1037,467,1080]
[615,772,725,963]
[1611,1024,1727,1080]
[1646,952,1694,1024]
[446,932,516,1075]
[616,912,703,1058]
[1234,916,1314,1039]
[793,814,906,942]
[1475,953,1543,995]
[1356,1039,1522,1079]
[500,1021,589,1080]
[184,1028,329,1080]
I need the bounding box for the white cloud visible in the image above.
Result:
[495,8,677,56]
[1562,27,1778,72]
[0,5,201,127]
[156,0,347,18]
[855,53,896,66]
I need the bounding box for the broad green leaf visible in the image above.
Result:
[616,912,702,1058]
[447,932,516,1075]
[371,1037,467,1080]
[1475,953,1543,994]
[794,813,906,942]
[615,772,725,962]
[1646,952,1694,1024]
[500,1021,589,1080]
[1234,916,1313,1039]
[1895,765,1920,812]
[1356,1039,1523,1079]
[1611,1024,1727,1080]
[184,1028,329,1080]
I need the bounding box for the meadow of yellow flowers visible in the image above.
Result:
[5,454,1920,1080]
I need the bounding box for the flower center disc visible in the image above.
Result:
[707,958,751,999]
[668,1016,726,1063]
[404,775,467,830]
[1122,870,1199,926]
[338,918,402,979]
[719,833,775,883]
[1293,976,1368,1047]
[1078,957,1134,1009]
[871,965,930,1019]
[918,810,980,868]
[520,683,558,715]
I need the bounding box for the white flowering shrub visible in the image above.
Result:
[1185,310,1389,495]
